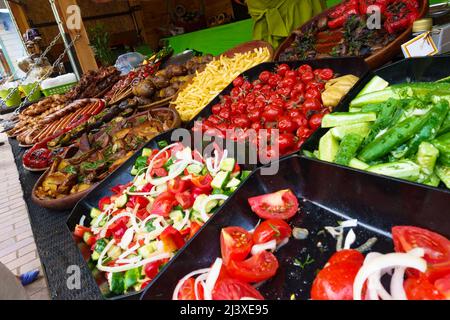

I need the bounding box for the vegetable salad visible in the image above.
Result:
[73,142,250,296]
[305,76,450,189]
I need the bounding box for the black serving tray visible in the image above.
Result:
[141,155,450,300]
[66,129,258,300]
[184,57,370,129]
[302,56,450,194]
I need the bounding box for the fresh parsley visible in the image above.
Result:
[293,254,315,269]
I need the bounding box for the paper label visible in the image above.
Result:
[402,32,439,58]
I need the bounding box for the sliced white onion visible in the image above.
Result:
[390,267,407,300]
[204,258,223,300]
[194,273,208,300]
[248,220,261,234]
[199,194,228,222]
[175,147,192,162]
[240,297,260,300]
[98,252,172,273]
[118,243,140,260]
[340,219,358,228]
[344,229,356,250]
[119,228,135,250]
[353,252,427,300]
[173,210,191,231]
[365,252,392,300]
[79,215,86,226]
[251,240,277,256]
[276,237,290,251]
[148,160,190,186]
[116,256,141,264]
[173,268,211,300]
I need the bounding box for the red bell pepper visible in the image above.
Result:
[328,8,358,29]
[160,226,185,252]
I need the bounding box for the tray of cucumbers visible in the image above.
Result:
[303,57,450,191]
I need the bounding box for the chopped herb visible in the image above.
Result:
[63,165,77,175]
[293,254,315,269]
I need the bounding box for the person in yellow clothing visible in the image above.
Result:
[246,0,325,49]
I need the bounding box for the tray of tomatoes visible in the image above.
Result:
[185,58,368,160]
[140,154,450,300]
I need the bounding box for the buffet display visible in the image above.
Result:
[2,6,450,301]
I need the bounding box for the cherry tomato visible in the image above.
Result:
[212,277,264,300]
[262,104,283,122]
[276,64,291,76]
[318,68,334,81]
[247,109,261,123]
[219,108,231,120]
[220,226,253,265]
[151,192,176,217]
[308,113,324,131]
[226,250,279,283]
[297,64,313,74]
[296,126,312,139]
[292,115,308,129]
[284,70,297,79]
[233,76,245,87]
[259,71,272,83]
[232,115,251,129]
[212,104,222,115]
[248,189,299,220]
[253,219,292,244]
[305,87,321,100]
[302,98,322,113]
[277,116,296,133]
[278,133,296,153]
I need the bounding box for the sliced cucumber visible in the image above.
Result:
[211,171,230,189]
[91,251,100,261]
[193,194,208,213]
[220,158,236,172]
[107,245,122,260]
[331,122,371,140]
[169,210,184,224]
[226,177,241,189]
[319,131,339,162]
[187,164,203,175]
[204,199,219,213]
[138,242,158,258]
[356,75,389,98]
[142,148,153,157]
[114,194,128,208]
[83,231,93,244]
[130,166,139,176]
[90,207,102,219]
[367,160,421,182]
[349,107,362,113]
[349,158,370,170]
[321,112,377,128]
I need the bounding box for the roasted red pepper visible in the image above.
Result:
[360,0,388,15]
[384,0,419,34]
[328,8,358,29]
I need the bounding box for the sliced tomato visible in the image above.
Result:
[327,249,365,266]
[189,222,203,239]
[98,196,111,210]
[311,261,362,300]
[160,226,185,252]
[434,274,450,299]
[74,225,91,238]
[151,192,176,217]
[404,274,445,300]
[212,277,264,300]
[190,174,213,192]
[253,219,292,244]
[248,189,299,220]
[220,227,253,265]
[151,167,168,177]
[226,250,279,283]
[178,277,199,300]
[168,177,189,194]
[144,260,163,279]
[175,190,194,210]
[149,150,169,168]
[127,195,149,210]
[392,226,450,281]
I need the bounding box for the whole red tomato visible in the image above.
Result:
[302,98,322,113]
[232,115,251,128]
[309,113,324,130]
[233,76,245,87]
[296,126,312,139]
[305,87,321,100]
[278,133,296,153]
[301,71,314,83]
[262,104,283,122]
[292,115,308,129]
[298,64,313,74]
[277,116,296,133]
[276,64,290,76]
[259,71,272,83]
